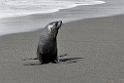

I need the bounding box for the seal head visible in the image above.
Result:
[47,21,62,39]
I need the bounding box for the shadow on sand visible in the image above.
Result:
[59,57,84,64]
[23,54,84,66]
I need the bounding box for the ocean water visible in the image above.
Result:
[1,0,124,36]
[0,0,105,19]
[0,0,107,36]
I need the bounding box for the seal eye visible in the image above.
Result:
[50,27,52,31]
[55,23,58,26]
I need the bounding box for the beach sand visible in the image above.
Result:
[0,15,124,83]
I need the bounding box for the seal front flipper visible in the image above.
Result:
[52,59,59,63]
[52,55,59,63]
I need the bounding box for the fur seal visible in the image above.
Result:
[37,21,62,64]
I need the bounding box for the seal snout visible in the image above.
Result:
[57,21,62,28]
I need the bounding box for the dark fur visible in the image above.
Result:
[37,21,62,64]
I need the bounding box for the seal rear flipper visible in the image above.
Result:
[22,57,38,61]
[33,57,38,60]
[37,46,43,64]
[38,53,44,64]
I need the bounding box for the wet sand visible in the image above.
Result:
[0,15,124,83]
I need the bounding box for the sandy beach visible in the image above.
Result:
[0,14,124,83]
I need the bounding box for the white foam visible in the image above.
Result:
[0,0,105,36]
[0,0,105,19]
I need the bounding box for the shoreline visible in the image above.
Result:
[0,14,124,83]
[0,13,124,37]
[1,0,124,36]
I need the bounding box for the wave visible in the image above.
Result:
[0,0,105,19]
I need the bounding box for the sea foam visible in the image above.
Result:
[0,0,105,19]
[0,0,105,36]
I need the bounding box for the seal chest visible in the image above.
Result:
[37,21,62,64]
